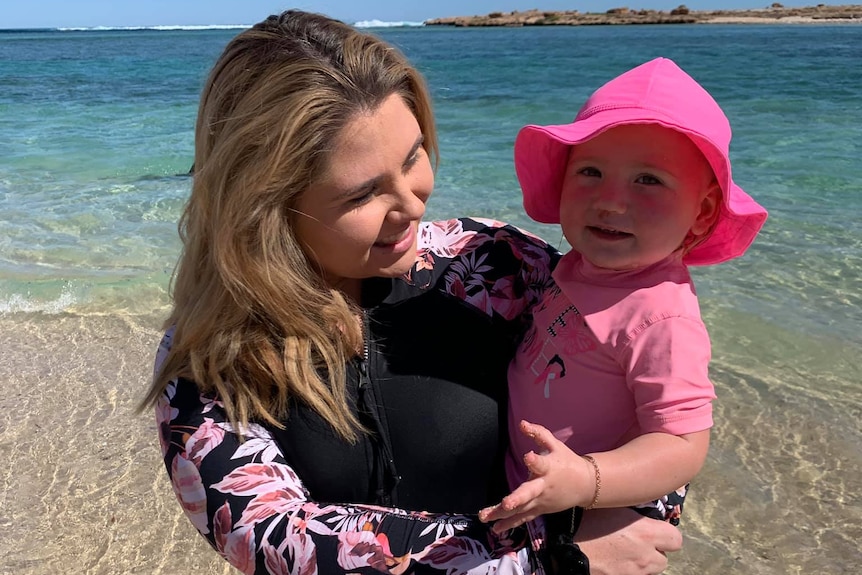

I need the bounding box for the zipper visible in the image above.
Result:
[358,310,370,388]
[357,309,401,506]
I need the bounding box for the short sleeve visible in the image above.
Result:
[623,316,716,435]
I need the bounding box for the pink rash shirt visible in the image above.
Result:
[506,250,716,487]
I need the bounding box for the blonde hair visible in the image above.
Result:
[139,10,438,441]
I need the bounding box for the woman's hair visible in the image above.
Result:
[139,10,438,441]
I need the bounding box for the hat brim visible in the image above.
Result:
[687,181,767,266]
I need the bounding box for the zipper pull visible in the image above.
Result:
[357,356,369,388]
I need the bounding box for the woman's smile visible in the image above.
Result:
[373,225,415,251]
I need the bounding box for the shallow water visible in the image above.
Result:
[1,311,859,573]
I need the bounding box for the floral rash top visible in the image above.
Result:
[155,218,558,575]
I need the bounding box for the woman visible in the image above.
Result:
[141,10,681,574]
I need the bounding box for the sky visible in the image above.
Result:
[1,0,828,29]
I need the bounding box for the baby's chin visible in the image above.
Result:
[581,250,679,271]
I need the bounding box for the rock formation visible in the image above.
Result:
[424,4,862,26]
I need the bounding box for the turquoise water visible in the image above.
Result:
[1,25,860,338]
[1,24,860,573]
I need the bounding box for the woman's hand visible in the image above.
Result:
[575,507,683,575]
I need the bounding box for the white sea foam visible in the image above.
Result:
[56,25,251,32]
[54,22,422,32]
[353,20,425,28]
[0,285,78,315]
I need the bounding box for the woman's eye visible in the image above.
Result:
[348,188,375,206]
[577,166,601,178]
[403,149,422,173]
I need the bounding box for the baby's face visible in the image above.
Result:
[559,124,719,270]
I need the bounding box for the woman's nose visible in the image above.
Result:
[391,177,428,222]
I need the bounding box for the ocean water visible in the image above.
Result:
[1,23,860,574]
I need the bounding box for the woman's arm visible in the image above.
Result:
[157,375,537,575]
[575,507,683,575]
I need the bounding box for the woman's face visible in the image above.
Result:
[294,94,434,298]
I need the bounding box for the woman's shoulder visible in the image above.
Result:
[403,217,560,320]
[419,216,549,242]
[417,217,558,266]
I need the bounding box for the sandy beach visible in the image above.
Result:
[703,15,860,23]
[0,313,233,575]
[1,310,860,574]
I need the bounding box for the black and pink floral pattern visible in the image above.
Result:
[155,218,558,574]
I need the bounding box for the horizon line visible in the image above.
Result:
[0,20,428,32]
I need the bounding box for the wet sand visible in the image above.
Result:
[1,311,860,574]
[0,313,235,575]
[674,304,862,574]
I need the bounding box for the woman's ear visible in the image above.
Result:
[690,181,722,238]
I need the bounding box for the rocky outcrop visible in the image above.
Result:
[424,4,862,26]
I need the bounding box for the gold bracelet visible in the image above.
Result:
[582,455,601,510]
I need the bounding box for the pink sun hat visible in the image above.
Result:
[514,57,767,266]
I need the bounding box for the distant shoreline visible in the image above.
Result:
[425,4,862,26]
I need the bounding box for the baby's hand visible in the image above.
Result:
[478,420,594,533]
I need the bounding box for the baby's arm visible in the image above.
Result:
[478,419,709,531]
[581,427,709,507]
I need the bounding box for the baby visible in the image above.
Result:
[480,58,768,552]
